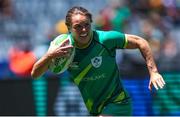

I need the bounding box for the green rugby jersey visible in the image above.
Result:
[68,30,129,115]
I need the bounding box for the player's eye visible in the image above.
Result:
[73,23,90,31]
[84,23,90,28]
[73,25,83,31]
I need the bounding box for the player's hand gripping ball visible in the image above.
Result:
[49,34,75,74]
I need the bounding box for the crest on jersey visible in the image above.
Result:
[91,56,102,68]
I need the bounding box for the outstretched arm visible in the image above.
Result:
[125,34,165,90]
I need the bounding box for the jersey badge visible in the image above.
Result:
[91,56,102,68]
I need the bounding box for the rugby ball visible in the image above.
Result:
[49,34,75,74]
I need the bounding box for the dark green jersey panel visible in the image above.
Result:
[68,30,129,115]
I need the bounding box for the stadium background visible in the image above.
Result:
[0,0,180,116]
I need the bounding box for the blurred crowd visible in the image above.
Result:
[0,0,180,78]
[94,0,180,76]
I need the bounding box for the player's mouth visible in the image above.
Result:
[80,33,88,38]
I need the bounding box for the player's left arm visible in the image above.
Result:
[124,34,165,91]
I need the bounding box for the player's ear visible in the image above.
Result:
[65,22,71,33]
[67,27,71,33]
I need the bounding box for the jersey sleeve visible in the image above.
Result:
[98,30,128,49]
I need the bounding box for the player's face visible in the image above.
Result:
[70,14,92,47]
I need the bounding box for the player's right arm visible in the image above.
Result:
[31,52,52,79]
[31,39,73,79]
